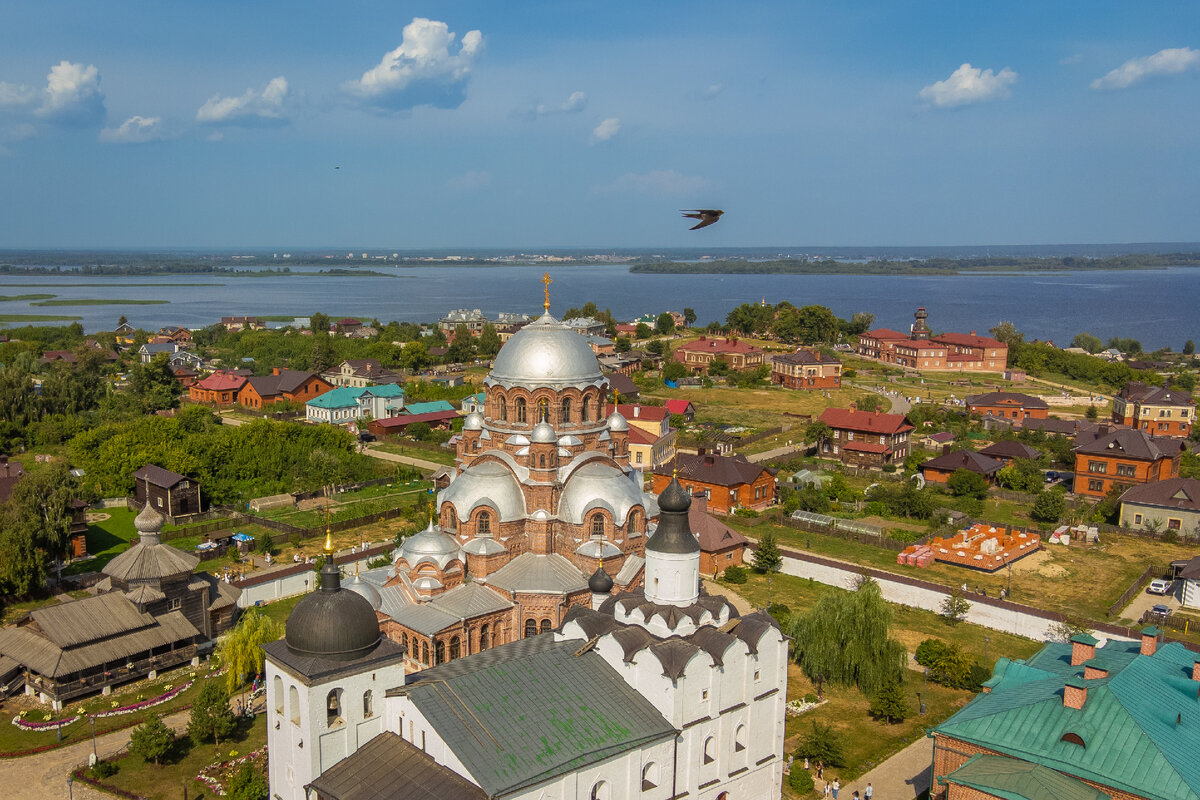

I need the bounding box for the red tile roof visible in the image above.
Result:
[933,332,1004,349]
[674,336,762,355]
[861,328,909,340]
[664,399,694,415]
[819,407,914,435]
[843,441,892,454]
[606,403,669,422]
[193,371,248,392]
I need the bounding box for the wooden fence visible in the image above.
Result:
[1107,564,1173,617]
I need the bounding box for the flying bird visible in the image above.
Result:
[681,209,723,230]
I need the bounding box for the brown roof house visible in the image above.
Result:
[651,452,776,515]
[1118,477,1200,535]
[689,495,749,576]
[133,464,201,521]
[818,407,915,468]
[919,449,1003,485]
[239,368,333,409]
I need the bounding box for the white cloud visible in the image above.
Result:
[597,170,712,196]
[1090,47,1200,90]
[100,115,165,143]
[704,82,724,99]
[446,170,492,191]
[196,76,289,125]
[523,90,587,120]
[0,61,105,125]
[919,63,1017,108]
[590,117,620,144]
[344,17,483,111]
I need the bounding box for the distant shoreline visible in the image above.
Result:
[629,254,1200,275]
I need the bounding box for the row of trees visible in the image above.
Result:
[723,301,873,344]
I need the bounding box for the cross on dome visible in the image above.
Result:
[541,272,553,312]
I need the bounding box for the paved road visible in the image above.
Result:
[832,736,932,800]
[1122,579,1181,624]
[850,382,911,415]
[361,445,446,472]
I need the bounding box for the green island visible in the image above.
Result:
[630,252,1200,275]
[0,282,222,287]
[0,312,83,322]
[30,298,169,307]
[0,293,56,302]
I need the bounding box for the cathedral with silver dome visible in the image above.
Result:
[347,290,659,672]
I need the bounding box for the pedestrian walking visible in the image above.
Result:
[832,778,841,799]
[817,760,824,780]
[804,757,810,772]
[865,782,874,800]
[824,781,831,799]
[853,791,860,800]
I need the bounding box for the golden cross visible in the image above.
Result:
[541,272,553,312]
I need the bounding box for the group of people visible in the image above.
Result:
[797,757,872,800]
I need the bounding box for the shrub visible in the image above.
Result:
[734,507,760,518]
[722,565,748,584]
[881,464,897,473]
[940,590,970,625]
[227,764,269,800]
[793,720,846,767]
[802,692,819,704]
[789,767,815,794]
[767,603,791,624]
[889,528,924,544]
[869,678,912,723]
[914,638,950,668]
[90,760,118,779]
[129,714,173,764]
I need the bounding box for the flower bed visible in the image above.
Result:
[87,680,194,719]
[195,746,268,796]
[72,766,148,800]
[785,698,826,716]
[11,713,80,732]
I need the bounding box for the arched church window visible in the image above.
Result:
[421,641,429,665]
[539,454,546,468]
[326,688,344,727]
[450,635,461,660]
[591,781,610,800]
[628,509,641,535]
[445,507,456,529]
[734,724,746,752]
[499,396,507,421]
[477,511,491,535]
[479,624,490,651]
[363,690,373,718]
[435,640,446,664]
[540,618,552,634]
[516,397,527,423]
[289,685,300,725]
[561,397,572,423]
[702,736,715,764]
[273,676,283,715]
[525,619,537,638]
[642,762,658,791]
[582,396,591,421]
[591,514,605,539]
[538,397,549,422]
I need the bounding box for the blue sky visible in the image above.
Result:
[1,1,1198,248]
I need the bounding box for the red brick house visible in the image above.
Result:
[818,408,914,467]
[919,449,1003,485]
[1071,426,1184,498]
[238,369,332,409]
[651,453,776,515]
[189,370,249,405]
[771,349,842,389]
[689,495,749,575]
[965,391,1050,422]
[673,336,765,372]
[1111,381,1194,437]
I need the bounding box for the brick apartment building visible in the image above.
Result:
[1071,425,1184,498]
[856,308,1008,373]
[1112,381,1195,437]
[673,336,765,372]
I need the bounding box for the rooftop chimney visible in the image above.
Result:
[1192,660,1200,682]
[1083,663,1109,680]
[273,367,281,376]
[1141,626,1160,657]
[1070,633,1097,666]
[1063,678,1088,710]
[943,444,952,455]
[970,331,977,336]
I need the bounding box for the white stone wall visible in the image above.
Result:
[266,659,388,800]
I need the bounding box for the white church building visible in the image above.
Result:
[264,477,787,800]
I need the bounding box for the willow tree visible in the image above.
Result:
[791,576,905,697]
[218,609,284,695]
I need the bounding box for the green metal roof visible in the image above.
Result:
[935,640,1200,800]
[360,384,406,398]
[307,386,367,409]
[390,636,675,797]
[404,400,457,415]
[1070,633,1099,646]
[945,755,1109,800]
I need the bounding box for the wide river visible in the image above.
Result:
[1,264,1197,350]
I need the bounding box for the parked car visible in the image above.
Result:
[1147,579,1173,595]
[1150,604,1171,616]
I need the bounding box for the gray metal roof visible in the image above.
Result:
[557,461,645,525]
[390,637,675,798]
[391,603,461,637]
[488,553,588,595]
[307,731,487,800]
[429,583,513,619]
[613,554,644,585]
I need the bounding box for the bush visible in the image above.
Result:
[946,469,989,499]
[881,464,897,473]
[767,603,791,624]
[869,678,912,723]
[940,590,970,625]
[793,720,846,767]
[227,764,270,800]
[722,565,748,584]
[803,692,819,704]
[129,714,173,764]
[90,760,118,779]
[789,767,815,794]
[914,638,950,668]
[889,528,924,544]
[734,507,760,518]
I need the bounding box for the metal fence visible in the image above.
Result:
[1108,564,1174,617]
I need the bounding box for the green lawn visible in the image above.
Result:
[96,713,266,800]
[65,507,140,576]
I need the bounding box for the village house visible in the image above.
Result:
[673,336,765,372]
[651,452,776,514]
[664,398,696,422]
[931,631,1200,800]
[188,370,248,405]
[0,456,25,503]
[334,318,363,336]
[460,391,485,414]
[919,431,957,450]
[689,495,749,575]
[439,308,488,337]
[322,358,403,388]
[1118,477,1200,534]
[220,316,264,331]
[38,349,78,365]
[172,366,199,387]
[368,410,459,438]
[818,407,915,468]
[919,449,1003,485]
[238,368,332,409]
[605,371,640,401]
[156,325,193,346]
[977,439,1042,465]
[1071,425,1184,498]
[1112,381,1194,437]
[114,321,136,345]
[605,403,677,469]
[770,348,843,389]
[965,391,1051,422]
[562,316,607,336]
[598,351,647,377]
[138,341,178,363]
[306,384,406,425]
[168,350,205,372]
[133,463,202,520]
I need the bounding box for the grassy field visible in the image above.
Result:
[0,313,82,322]
[99,713,266,800]
[64,506,140,576]
[369,440,457,466]
[0,293,55,301]
[729,516,1196,622]
[31,298,169,306]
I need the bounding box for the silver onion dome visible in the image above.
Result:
[487,313,604,388]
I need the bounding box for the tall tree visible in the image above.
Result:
[1184,340,1195,356]
[309,335,337,374]
[189,681,236,748]
[477,323,501,357]
[989,321,1024,346]
[309,312,330,334]
[795,305,840,344]
[0,462,77,591]
[655,312,676,335]
[869,678,911,723]
[791,577,906,696]
[218,609,284,695]
[682,308,696,327]
[129,352,181,412]
[750,530,782,574]
[129,714,174,764]
[1070,332,1103,354]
